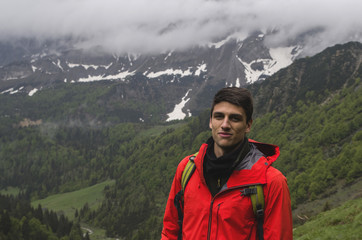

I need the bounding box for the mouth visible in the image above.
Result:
[218,132,232,138]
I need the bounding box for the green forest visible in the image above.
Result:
[0,42,361,239]
[0,193,86,240]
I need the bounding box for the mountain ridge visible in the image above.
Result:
[0,32,303,122]
[0,42,360,127]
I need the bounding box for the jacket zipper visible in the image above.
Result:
[206,183,263,240]
[207,199,214,240]
[215,203,221,237]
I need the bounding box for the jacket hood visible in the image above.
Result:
[193,139,280,186]
[248,139,280,164]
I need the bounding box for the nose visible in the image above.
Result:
[221,117,231,129]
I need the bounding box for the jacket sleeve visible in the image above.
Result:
[161,158,188,240]
[263,167,293,240]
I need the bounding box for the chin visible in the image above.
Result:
[219,143,237,151]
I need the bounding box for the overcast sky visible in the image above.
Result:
[1,0,361,55]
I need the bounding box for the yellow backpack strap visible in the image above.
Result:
[241,184,265,240]
[249,185,265,215]
[181,153,197,191]
[174,152,198,240]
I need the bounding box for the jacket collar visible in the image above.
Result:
[193,139,280,185]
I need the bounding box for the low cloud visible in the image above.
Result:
[1,0,361,55]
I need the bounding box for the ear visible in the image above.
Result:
[245,119,253,133]
[209,117,212,129]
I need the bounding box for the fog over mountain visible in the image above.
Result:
[1,0,361,56]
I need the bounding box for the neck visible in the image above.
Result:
[214,140,244,158]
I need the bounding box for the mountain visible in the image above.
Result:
[250,41,362,117]
[0,42,361,239]
[0,31,302,122]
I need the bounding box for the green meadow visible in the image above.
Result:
[294,197,362,240]
[0,186,21,196]
[31,179,115,220]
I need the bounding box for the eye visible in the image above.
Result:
[230,115,242,122]
[213,113,224,120]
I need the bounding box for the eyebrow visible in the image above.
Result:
[212,112,225,117]
[230,113,243,118]
[213,112,243,118]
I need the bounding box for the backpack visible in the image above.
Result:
[174,153,265,240]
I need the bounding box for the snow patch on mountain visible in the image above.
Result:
[236,78,241,87]
[268,46,301,74]
[207,32,247,48]
[10,89,19,94]
[77,70,135,82]
[29,88,38,96]
[54,60,64,71]
[1,86,25,95]
[1,88,14,94]
[238,46,300,83]
[145,63,207,79]
[208,38,231,49]
[164,51,173,61]
[128,53,140,64]
[166,89,192,122]
[226,78,241,88]
[146,68,193,78]
[238,57,268,83]
[195,63,207,76]
[67,62,113,70]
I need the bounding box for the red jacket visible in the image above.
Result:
[161,139,293,240]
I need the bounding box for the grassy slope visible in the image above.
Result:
[293,178,362,225]
[31,179,115,220]
[294,197,362,240]
[0,186,21,196]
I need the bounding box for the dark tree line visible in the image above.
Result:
[0,193,86,240]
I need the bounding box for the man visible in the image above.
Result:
[161,87,293,240]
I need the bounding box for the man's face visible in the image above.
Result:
[209,101,252,157]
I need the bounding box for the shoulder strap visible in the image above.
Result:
[174,152,198,240]
[181,153,197,191]
[249,185,265,216]
[242,185,265,240]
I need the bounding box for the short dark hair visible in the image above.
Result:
[211,87,253,123]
